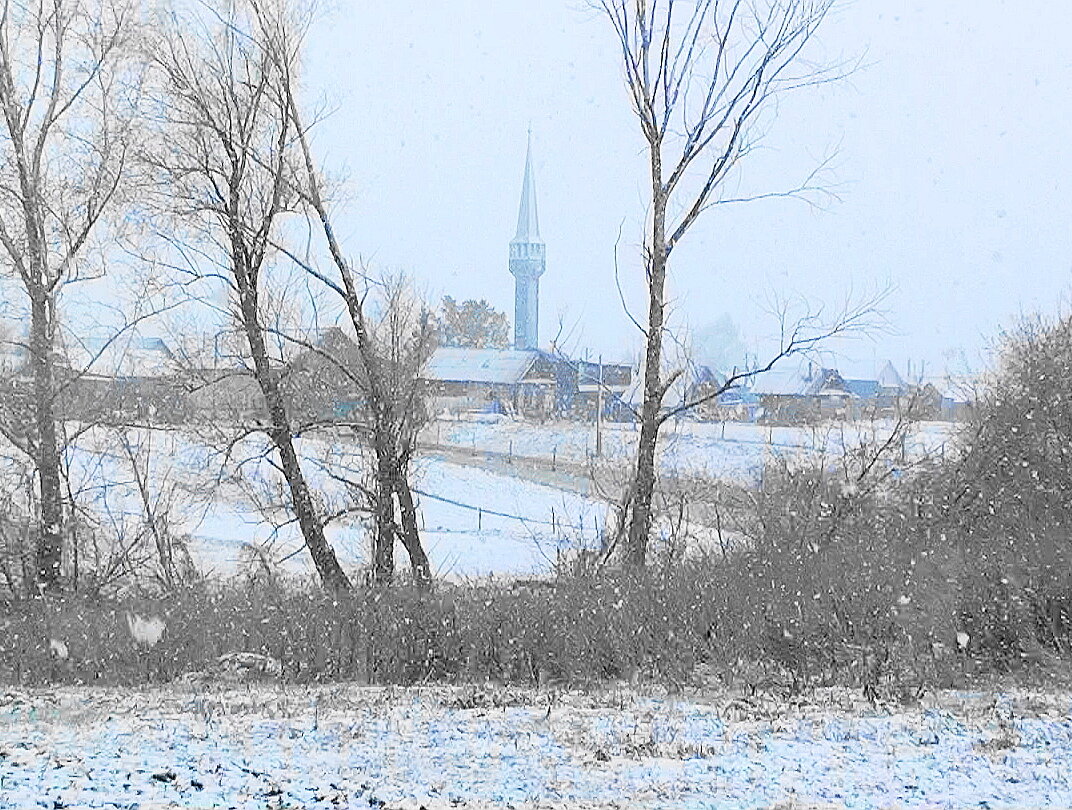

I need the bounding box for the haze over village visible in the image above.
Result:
[1,2,1071,809]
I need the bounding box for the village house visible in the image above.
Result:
[421,347,561,418]
[421,347,633,420]
[279,327,368,426]
[572,358,634,419]
[170,332,264,424]
[60,334,186,424]
[751,365,853,423]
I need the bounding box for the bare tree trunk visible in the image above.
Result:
[268,422,350,594]
[625,149,670,567]
[369,437,432,588]
[240,294,351,594]
[371,451,396,584]
[393,468,432,587]
[29,293,64,591]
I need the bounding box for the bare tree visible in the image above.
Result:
[286,277,436,587]
[145,0,350,592]
[282,80,435,588]
[180,0,440,588]
[359,278,435,586]
[0,0,144,590]
[596,0,868,567]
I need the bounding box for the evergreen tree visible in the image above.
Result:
[436,297,511,349]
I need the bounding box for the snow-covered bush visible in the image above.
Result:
[701,408,969,695]
[929,315,1072,663]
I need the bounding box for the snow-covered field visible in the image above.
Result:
[411,458,606,577]
[2,684,1070,809]
[432,417,955,481]
[2,417,955,585]
[53,426,608,581]
[188,455,605,579]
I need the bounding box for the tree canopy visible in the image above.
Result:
[435,297,511,350]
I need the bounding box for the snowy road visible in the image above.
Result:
[1,685,1070,809]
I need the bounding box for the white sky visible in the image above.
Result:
[300,1,1072,377]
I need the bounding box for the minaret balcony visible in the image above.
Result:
[509,241,546,261]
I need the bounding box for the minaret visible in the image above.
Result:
[509,130,545,351]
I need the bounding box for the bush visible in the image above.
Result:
[0,571,720,688]
[931,315,1072,662]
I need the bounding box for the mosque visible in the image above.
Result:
[422,134,632,418]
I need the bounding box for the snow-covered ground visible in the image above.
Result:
[186,454,606,579]
[53,426,608,581]
[2,684,1070,809]
[431,417,955,481]
[411,457,607,578]
[0,417,956,585]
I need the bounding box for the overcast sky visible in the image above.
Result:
[301,1,1072,377]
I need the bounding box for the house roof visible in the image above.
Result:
[169,333,249,372]
[574,359,633,392]
[691,365,722,387]
[64,334,176,379]
[750,367,845,397]
[843,378,880,399]
[423,348,540,385]
[877,360,906,390]
[749,371,809,396]
[923,373,976,404]
[288,327,362,368]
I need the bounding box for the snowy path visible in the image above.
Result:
[429,418,955,483]
[1,686,1070,809]
[420,442,595,497]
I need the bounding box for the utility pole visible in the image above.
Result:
[595,355,604,458]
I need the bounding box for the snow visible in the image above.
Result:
[1,685,1070,809]
[182,455,606,579]
[45,426,608,582]
[412,459,606,578]
[432,418,954,482]
[0,417,955,584]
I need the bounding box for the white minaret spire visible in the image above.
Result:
[509,129,546,351]
[514,127,541,243]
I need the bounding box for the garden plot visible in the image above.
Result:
[1,685,1070,809]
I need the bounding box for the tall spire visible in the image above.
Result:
[509,129,546,351]
[513,127,541,245]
